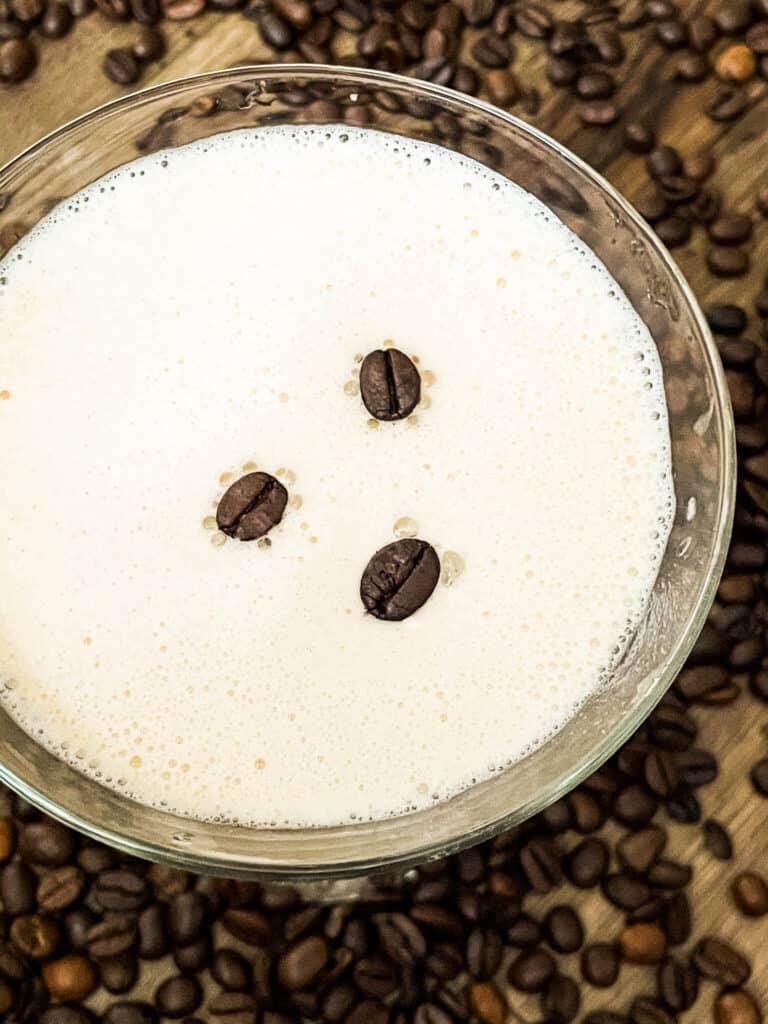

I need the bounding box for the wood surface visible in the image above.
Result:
[1,1,768,1020]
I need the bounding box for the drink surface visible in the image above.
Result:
[0,125,674,826]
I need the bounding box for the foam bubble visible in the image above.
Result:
[0,125,674,827]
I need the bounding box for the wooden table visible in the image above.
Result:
[2,2,768,1020]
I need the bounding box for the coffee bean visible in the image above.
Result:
[515,2,552,38]
[701,818,733,860]
[77,845,116,875]
[137,903,169,959]
[359,348,421,422]
[520,837,562,892]
[576,71,615,99]
[749,758,768,795]
[167,891,208,946]
[675,52,709,81]
[663,891,692,946]
[10,913,60,959]
[277,934,328,990]
[505,913,541,946]
[716,43,756,82]
[37,866,84,912]
[94,869,148,912]
[19,821,75,867]
[582,942,620,987]
[731,871,768,916]
[154,974,203,1018]
[39,0,72,34]
[578,101,619,125]
[220,907,270,946]
[206,990,257,1021]
[570,790,603,832]
[624,122,655,153]
[40,1009,99,1024]
[683,151,715,181]
[466,926,502,980]
[174,934,211,972]
[86,915,137,958]
[508,948,555,992]
[644,750,679,797]
[714,0,754,34]
[2,860,37,915]
[42,954,97,1001]
[677,750,717,789]
[613,784,658,827]
[746,22,768,54]
[543,905,583,953]
[709,213,753,244]
[714,990,762,1024]
[655,216,691,248]
[584,1014,627,1024]
[485,67,518,105]
[635,192,669,224]
[618,825,666,874]
[133,25,164,59]
[657,955,699,1011]
[690,14,718,52]
[375,912,427,964]
[649,706,697,750]
[103,1003,159,1024]
[591,23,624,62]
[360,539,440,622]
[216,472,288,541]
[692,936,750,985]
[0,938,27,981]
[603,873,653,910]
[707,87,748,121]
[209,947,252,991]
[565,837,608,887]
[620,922,667,964]
[647,145,681,179]
[353,955,399,998]
[100,953,139,994]
[655,18,687,48]
[540,974,580,1022]
[629,997,675,1024]
[103,47,140,84]
[547,56,579,86]
[708,246,750,277]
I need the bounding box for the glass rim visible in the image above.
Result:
[0,65,736,879]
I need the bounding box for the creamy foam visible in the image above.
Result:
[0,126,674,826]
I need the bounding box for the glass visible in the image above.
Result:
[0,66,735,880]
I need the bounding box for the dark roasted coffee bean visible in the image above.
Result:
[540,973,580,1022]
[168,891,208,945]
[581,943,619,987]
[77,845,116,874]
[133,25,164,59]
[10,913,60,959]
[216,472,288,541]
[620,922,667,964]
[37,866,84,911]
[278,935,328,990]
[658,175,699,203]
[174,934,211,971]
[612,784,658,827]
[520,837,562,892]
[411,903,462,937]
[375,912,427,964]
[543,905,583,953]
[702,818,733,859]
[570,790,603,833]
[655,18,687,48]
[103,1003,159,1024]
[708,246,749,277]
[657,956,699,1011]
[644,750,679,797]
[353,954,398,998]
[578,101,619,125]
[359,348,420,420]
[206,990,257,1021]
[689,13,717,52]
[624,122,655,153]
[40,1009,99,1024]
[425,941,463,981]
[508,948,555,992]
[138,904,169,959]
[86,915,137,958]
[666,784,702,822]
[676,748,718,786]
[39,0,72,34]
[576,71,614,99]
[62,908,93,952]
[360,539,440,621]
[683,151,715,181]
[675,51,709,81]
[220,908,269,945]
[565,837,608,887]
[649,706,696,750]
[100,953,139,994]
[211,948,251,990]
[19,821,75,867]
[714,0,753,34]
[103,47,140,84]
[707,87,748,120]
[655,216,691,248]
[618,825,666,874]
[2,860,37,914]
[603,873,652,910]
[154,975,203,1018]
[676,664,728,699]
[709,213,752,244]
[505,912,541,946]
[663,891,691,946]
[466,927,502,980]
[470,30,510,67]
[629,997,675,1024]
[94,869,148,912]
[750,757,768,794]
[547,56,579,86]
[590,23,624,62]
[692,936,750,985]
[0,939,27,980]
[413,1004,453,1024]
[731,871,768,916]
[635,193,669,224]
[647,145,681,178]
[515,2,552,38]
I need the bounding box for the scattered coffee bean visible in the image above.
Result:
[540,973,580,1022]
[508,948,556,992]
[750,758,768,794]
[581,942,620,987]
[216,472,288,541]
[10,913,61,958]
[714,989,762,1024]
[42,954,98,1000]
[100,953,139,994]
[19,820,75,866]
[2,859,38,915]
[103,1004,159,1024]
[37,866,84,911]
[578,101,619,125]
[624,122,655,153]
[359,348,421,421]
[657,955,698,1012]
[655,216,691,248]
[620,922,667,964]
[543,905,583,953]
[692,936,750,985]
[0,37,35,81]
[154,974,203,1018]
[732,871,768,916]
[103,46,140,84]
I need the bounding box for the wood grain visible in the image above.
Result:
[1,2,768,1020]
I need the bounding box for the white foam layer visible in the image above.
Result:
[0,125,674,826]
